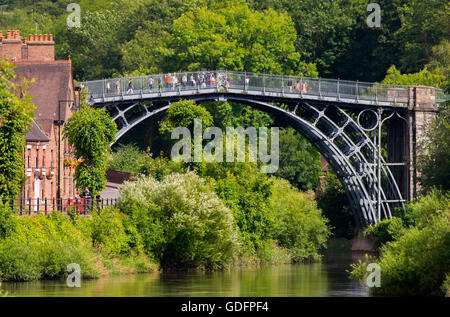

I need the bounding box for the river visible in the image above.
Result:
[1,249,370,297]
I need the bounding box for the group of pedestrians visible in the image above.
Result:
[286,78,308,93]
[104,72,307,96]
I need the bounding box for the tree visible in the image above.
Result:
[274,128,321,191]
[382,65,446,88]
[269,178,330,262]
[0,59,35,199]
[159,99,213,134]
[316,170,355,239]
[168,0,317,75]
[395,0,450,73]
[117,172,239,269]
[417,103,450,193]
[63,99,117,196]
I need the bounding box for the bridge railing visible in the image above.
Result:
[0,197,117,216]
[82,70,447,106]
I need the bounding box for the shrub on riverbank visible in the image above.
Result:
[0,202,156,282]
[270,178,330,262]
[117,172,239,270]
[0,207,99,281]
[350,190,450,296]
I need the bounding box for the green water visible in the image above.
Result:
[1,252,369,297]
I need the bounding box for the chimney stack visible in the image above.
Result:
[1,29,55,62]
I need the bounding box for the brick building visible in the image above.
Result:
[1,30,77,210]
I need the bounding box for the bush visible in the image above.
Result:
[108,144,144,173]
[0,202,15,239]
[350,190,450,296]
[269,178,330,262]
[91,207,139,256]
[204,162,276,254]
[117,172,239,270]
[0,212,99,281]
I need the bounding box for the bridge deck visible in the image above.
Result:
[81,70,448,108]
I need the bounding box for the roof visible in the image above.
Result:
[13,61,73,136]
[25,120,49,142]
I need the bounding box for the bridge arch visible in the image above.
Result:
[98,96,404,226]
[83,70,435,226]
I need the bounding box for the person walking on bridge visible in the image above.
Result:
[166,74,172,90]
[148,77,154,90]
[127,79,134,94]
[116,79,121,95]
[302,81,308,94]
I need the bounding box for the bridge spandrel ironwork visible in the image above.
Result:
[81,71,449,226]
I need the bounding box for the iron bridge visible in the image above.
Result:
[82,70,448,226]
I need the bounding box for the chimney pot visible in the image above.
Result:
[34,34,38,41]
[49,34,53,42]
[39,34,43,41]
[29,34,33,41]
[44,34,48,41]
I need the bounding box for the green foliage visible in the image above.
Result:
[0,202,16,239]
[269,178,330,262]
[351,190,450,296]
[91,207,138,256]
[64,103,117,195]
[208,102,274,130]
[275,128,321,191]
[109,144,145,173]
[382,65,446,88]
[138,152,185,181]
[205,162,275,253]
[0,213,99,281]
[417,103,450,193]
[0,59,35,198]
[316,170,355,239]
[117,172,239,269]
[169,0,317,75]
[363,217,405,248]
[395,0,450,73]
[159,99,213,134]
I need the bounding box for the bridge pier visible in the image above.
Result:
[408,86,438,199]
[388,86,437,201]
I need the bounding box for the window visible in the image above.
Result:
[27,148,31,168]
[35,148,39,168]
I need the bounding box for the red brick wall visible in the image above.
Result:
[0,30,54,62]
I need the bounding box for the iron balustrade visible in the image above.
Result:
[81,70,449,106]
[0,197,117,216]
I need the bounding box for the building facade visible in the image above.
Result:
[1,30,77,210]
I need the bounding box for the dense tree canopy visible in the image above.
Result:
[63,102,117,195]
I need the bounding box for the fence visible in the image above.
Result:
[81,70,449,106]
[0,198,117,216]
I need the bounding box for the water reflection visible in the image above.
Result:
[2,255,369,297]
